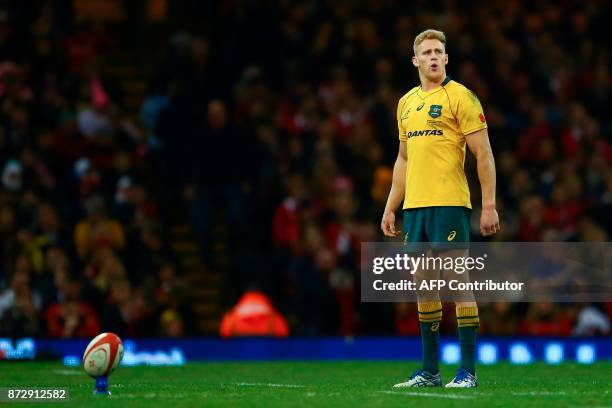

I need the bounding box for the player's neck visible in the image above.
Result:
[419,73,446,92]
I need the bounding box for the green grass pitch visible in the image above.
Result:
[1,361,611,407]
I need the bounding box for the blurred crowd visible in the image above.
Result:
[1,0,611,338]
[0,1,190,338]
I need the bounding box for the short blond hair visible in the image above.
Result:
[413,29,446,55]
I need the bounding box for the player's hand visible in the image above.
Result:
[480,206,500,236]
[381,210,400,237]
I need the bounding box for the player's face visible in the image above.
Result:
[412,39,448,82]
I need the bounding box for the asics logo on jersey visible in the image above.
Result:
[406,129,443,138]
[416,102,425,111]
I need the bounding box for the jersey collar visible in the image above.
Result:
[419,76,452,96]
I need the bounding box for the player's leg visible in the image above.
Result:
[429,206,478,388]
[449,300,479,387]
[394,209,442,388]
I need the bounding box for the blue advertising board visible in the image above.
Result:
[0,337,609,366]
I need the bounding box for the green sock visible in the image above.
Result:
[419,321,440,373]
[418,301,442,374]
[456,306,479,375]
[458,325,477,375]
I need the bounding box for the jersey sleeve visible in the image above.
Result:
[455,87,487,135]
[397,96,407,141]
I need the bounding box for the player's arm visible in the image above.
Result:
[381,141,407,237]
[465,128,500,236]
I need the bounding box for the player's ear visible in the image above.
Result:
[412,56,419,67]
[444,53,448,65]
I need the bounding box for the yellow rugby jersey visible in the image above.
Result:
[397,77,487,209]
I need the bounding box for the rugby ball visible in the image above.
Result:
[82,332,124,378]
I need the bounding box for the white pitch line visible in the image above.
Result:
[236,382,306,388]
[112,393,189,399]
[568,406,612,408]
[569,406,612,408]
[379,391,474,400]
[511,391,568,396]
[113,393,138,398]
[52,369,82,376]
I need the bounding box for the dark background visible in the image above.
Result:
[0,0,610,338]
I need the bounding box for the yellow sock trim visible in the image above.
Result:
[420,316,442,323]
[456,306,479,327]
[418,301,442,313]
[457,317,480,326]
[418,301,442,323]
[456,306,478,318]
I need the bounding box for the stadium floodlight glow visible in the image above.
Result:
[509,343,533,364]
[0,337,36,360]
[63,355,80,367]
[15,338,36,359]
[120,346,186,366]
[576,344,596,364]
[544,343,564,364]
[442,343,460,364]
[478,343,498,365]
[0,338,12,357]
[123,340,137,352]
